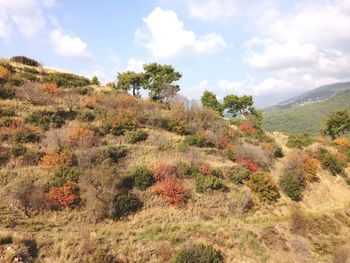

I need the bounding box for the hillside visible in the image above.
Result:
[1,57,350,262]
[263,89,350,135]
[268,82,350,110]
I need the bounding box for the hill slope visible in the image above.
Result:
[263,89,350,135]
[268,82,350,110]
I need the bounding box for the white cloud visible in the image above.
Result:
[50,29,91,59]
[126,57,145,72]
[137,7,227,59]
[0,0,55,39]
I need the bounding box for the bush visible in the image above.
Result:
[279,171,306,201]
[175,161,193,177]
[274,146,284,158]
[195,175,225,193]
[13,129,41,143]
[126,130,149,143]
[10,56,40,67]
[150,162,176,181]
[230,165,251,185]
[303,157,320,182]
[68,127,96,148]
[320,148,345,176]
[286,134,314,149]
[248,172,279,202]
[50,165,80,188]
[77,110,96,122]
[0,85,15,99]
[43,72,90,87]
[48,181,80,208]
[172,244,224,263]
[25,111,66,130]
[112,193,142,219]
[0,147,10,166]
[11,144,27,157]
[184,135,205,147]
[41,152,73,167]
[131,166,154,190]
[21,150,44,166]
[0,106,15,117]
[236,158,259,173]
[106,145,127,162]
[152,177,186,205]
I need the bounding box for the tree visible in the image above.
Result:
[323,110,350,139]
[91,76,100,85]
[143,63,182,101]
[116,71,144,97]
[201,90,223,115]
[223,95,253,117]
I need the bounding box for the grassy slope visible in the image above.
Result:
[263,89,350,135]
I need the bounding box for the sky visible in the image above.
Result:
[0,0,350,107]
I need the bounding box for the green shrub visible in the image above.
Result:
[172,244,224,263]
[0,85,15,99]
[0,233,13,245]
[195,175,225,193]
[0,148,10,166]
[43,72,90,88]
[77,110,96,122]
[50,165,80,188]
[11,144,27,157]
[19,72,38,82]
[175,161,193,177]
[279,171,306,201]
[0,106,15,117]
[106,146,127,162]
[112,193,142,219]
[184,135,205,147]
[21,150,44,166]
[25,111,66,130]
[22,67,40,75]
[76,86,93,95]
[274,146,284,158]
[126,130,149,143]
[248,172,279,202]
[131,166,154,190]
[13,130,41,143]
[118,176,134,190]
[230,166,251,185]
[319,148,345,176]
[211,168,223,178]
[9,75,24,86]
[286,134,314,149]
[11,56,40,67]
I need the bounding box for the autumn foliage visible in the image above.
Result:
[199,164,212,176]
[239,123,255,133]
[236,158,259,173]
[152,177,186,206]
[68,127,95,147]
[42,83,61,95]
[333,137,350,147]
[48,181,80,208]
[303,156,320,182]
[150,162,176,181]
[41,152,73,167]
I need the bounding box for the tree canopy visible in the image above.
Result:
[91,76,100,86]
[323,110,350,139]
[201,91,224,115]
[223,95,253,117]
[116,63,181,101]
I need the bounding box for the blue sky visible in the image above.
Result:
[1,0,350,107]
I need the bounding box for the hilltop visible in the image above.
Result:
[1,57,350,262]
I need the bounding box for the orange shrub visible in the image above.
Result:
[236,158,259,173]
[152,177,186,206]
[48,181,80,208]
[150,162,176,181]
[303,156,320,182]
[333,137,350,147]
[84,96,97,109]
[336,151,347,162]
[239,123,255,133]
[68,127,95,148]
[41,152,73,167]
[43,83,61,95]
[0,66,10,81]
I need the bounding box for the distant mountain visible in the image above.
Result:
[266,82,350,111]
[263,88,350,135]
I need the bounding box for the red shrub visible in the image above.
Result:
[150,162,176,181]
[218,134,230,149]
[48,181,80,208]
[239,123,255,133]
[152,177,186,206]
[43,83,61,95]
[237,158,259,173]
[199,164,212,176]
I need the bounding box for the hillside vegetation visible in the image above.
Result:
[263,89,350,135]
[1,57,350,262]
